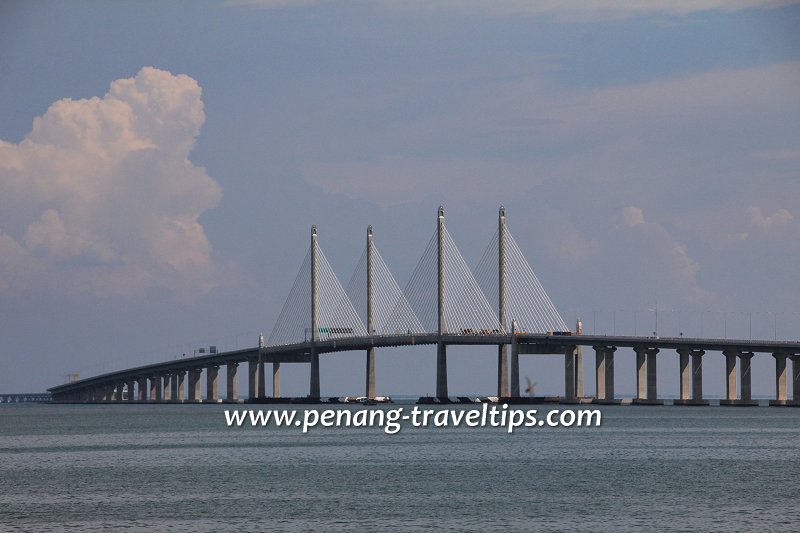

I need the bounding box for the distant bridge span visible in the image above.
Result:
[49,207,800,405]
[48,332,800,405]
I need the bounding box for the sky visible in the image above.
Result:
[1,0,799,397]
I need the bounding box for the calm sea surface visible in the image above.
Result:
[1,403,799,532]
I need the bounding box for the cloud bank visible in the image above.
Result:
[0,67,222,296]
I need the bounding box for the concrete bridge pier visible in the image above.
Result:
[310,347,321,399]
[575,346,584,398]
[170,372,179,402]
[257,359,266,400]
[207,366,219,402]
[227,363,238,401]
[127,379,136,402]
[741,353,754,403]
[633,347,662,405]
[436,341,448,399]
[148,376,160,401]
[593,346,619,404]
[678,349,690,402]
[723,350,738,403]
[273,362,281,398]
[674,349,708,405]
[510,341,520,397]
[721,350,758,406]
[162,374,172,402]
[248,358,259,400]
[366,347,375,399]
[115,381,125,402]
[691,350,707,404]
[137,377,146,401]
[177,370,186,401]
[634,347,646,402]
[562,345,576,403]
[497,344,509,398]
[595,346,605,400]
[188,368,202,402]
[769,352,790,406]
[793,355,800,406]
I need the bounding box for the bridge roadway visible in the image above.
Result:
[48,333,800,406]
[0,393,52,403]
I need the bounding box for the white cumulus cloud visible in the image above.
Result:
[747,206,795,230]
[0,67,222,296]
[621,206,646,227]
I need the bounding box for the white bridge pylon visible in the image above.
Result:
[269,207,566,347]
[268,226,367,346]
[475,207,568,334]
[346,226,424,336]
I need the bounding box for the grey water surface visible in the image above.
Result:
[1,403,799,531]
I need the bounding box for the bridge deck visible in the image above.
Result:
[48,333,800,395]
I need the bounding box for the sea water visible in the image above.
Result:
[1,403,799,531]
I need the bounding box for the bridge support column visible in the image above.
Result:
[722,350,757,406]
[497,344,509,398]
[562,346,576,403]
[162,374,171,402]
[633,348,662,405]
[792,355,800,406]
[116,381,125,401]
[366,348,376,399]
[170,373,179,402]
[510,341,520,398]
[594,346,606,400]
[227,363,239,401]
[310,348,321,399]
[248,359,259,400]
[273,362,281,398]
[678,349,690,401]
[769,353,789,406]
[674,349,708,405]
[647,349,659,402]
[604,348,616,401]
[691,350,706,403]
[257,359,266,400]
[722,350,738,403]
[188,369,202,402]
[207,366,219,402]
[149,376,160,401]
[436,342,448,399]
[176,370,186,402]
[634,347,646,401]
[740,353,756,405]
[137,377,146,401]
[127,379,136,402]
[575,346,584,398]
[593,346,619,404]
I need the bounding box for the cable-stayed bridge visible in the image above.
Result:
[49,207,800,406]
